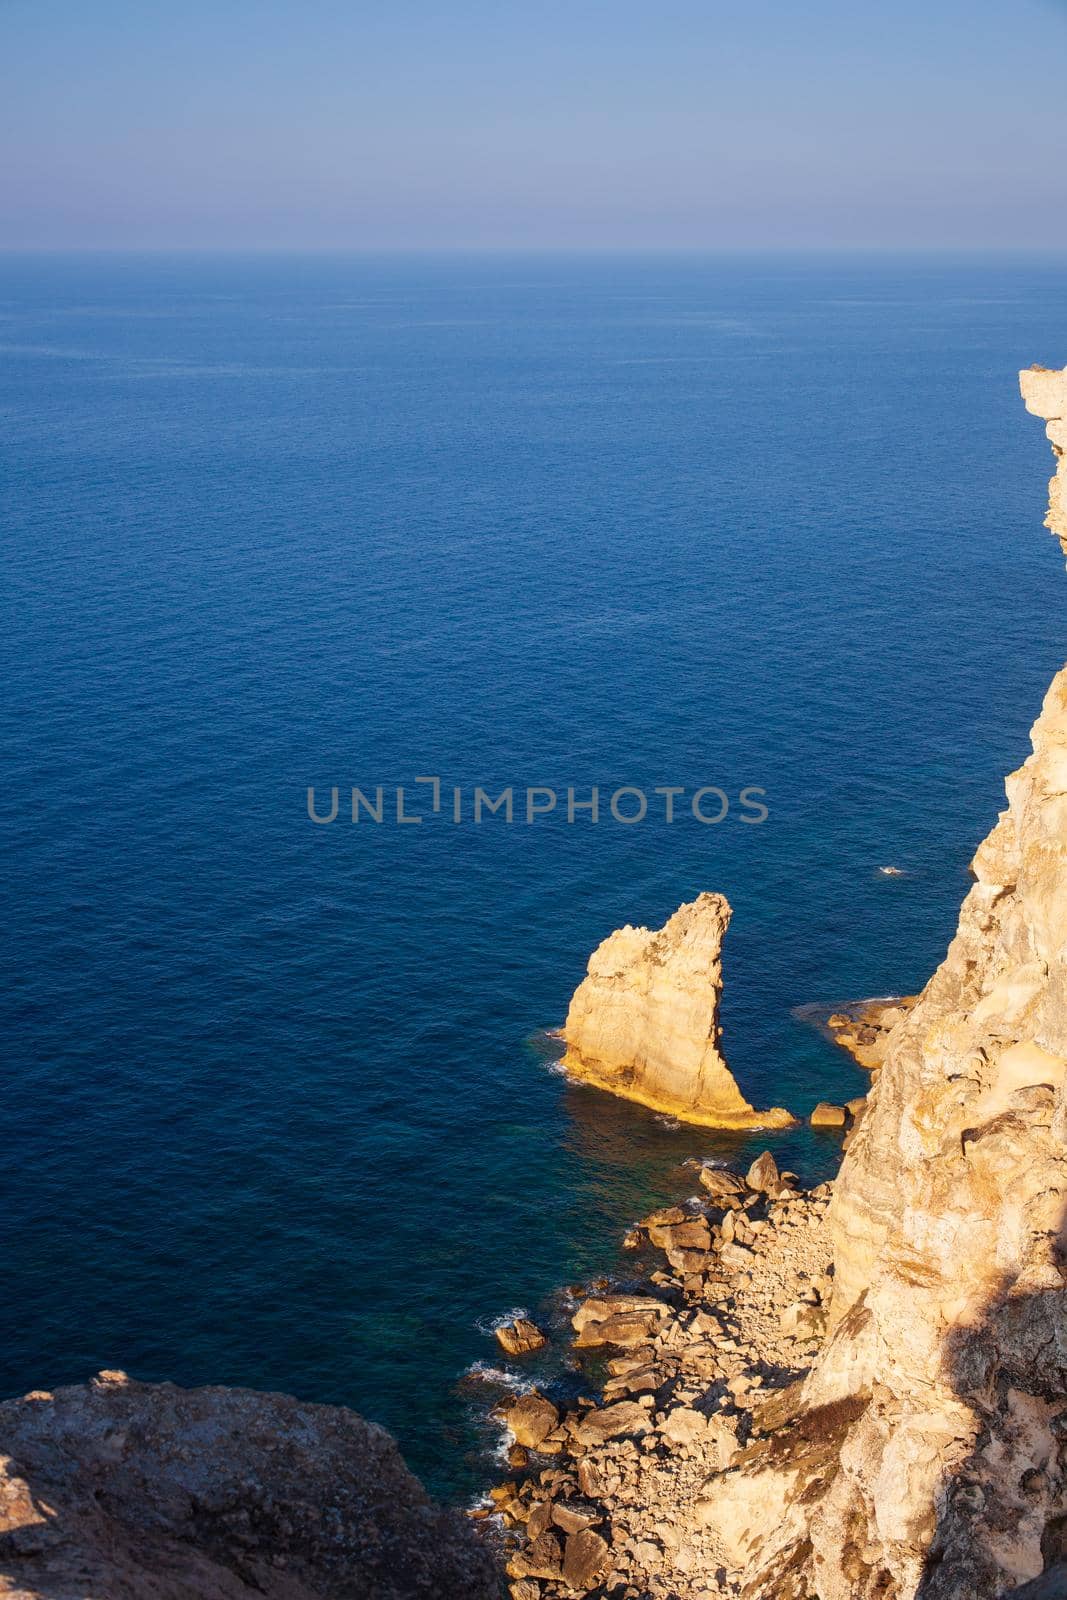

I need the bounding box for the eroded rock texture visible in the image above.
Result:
[1022,365,1067,558]
[701,368,1067,1598]
[562,893,792,1129]
[0,1373,500,1600]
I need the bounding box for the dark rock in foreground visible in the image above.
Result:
[0,1372,500,1599]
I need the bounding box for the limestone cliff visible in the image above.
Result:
[702,368,1067,1599]
[562,892,793,1129]
[1022,366,1067,557]
[0,1372,499,1599]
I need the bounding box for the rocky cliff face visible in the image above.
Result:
[562,893,793,1129]
[1023,366,1067,558]
[703,367,1067,1599]
[0,1373,500,1600]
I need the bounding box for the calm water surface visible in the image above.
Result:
[1,253,1064,1495]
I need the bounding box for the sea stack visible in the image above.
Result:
[562,892,793,1128]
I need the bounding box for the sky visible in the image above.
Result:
[2,0,1066,251]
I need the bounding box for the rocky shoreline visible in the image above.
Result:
[823,994,918,1074]
[473,364,1067,1600]
[471,981,924,1596]
[481,1147,839,1599]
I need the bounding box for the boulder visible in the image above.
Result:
[745,1150,781,1195]
[509,1583,541,1600]
[552,1500,601,1534]
[525,1498,554,1541]
[508,1530,563,1581]
[645,1215,712,1252]
[509,1583,542,1600]
[810,1101,847,1128]
[504,1393,560,1449]
[563,1528,611,1589]
[496,1317,548,1356]
[641,1205,687,1227]
[658,1406,709,1446]
[666,1217,714,1251]
[603,1362,662,1398]
[572,1294,668,1333]
[575,1311,663,1348]
[706,1412,741,1470]
[577,1457,608,1497]
[666,1245,713,1275]
[718,1242,754,1270]
[573,1402,653,1448]
[572,1295,669,1348]
[698,1165,747,1201]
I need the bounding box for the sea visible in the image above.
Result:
[1,251,1064,1498]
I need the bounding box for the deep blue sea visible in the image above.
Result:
[1,253,1064,1498]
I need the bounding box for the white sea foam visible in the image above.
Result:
[490,1430,515,1463]
[474,1306,528,1337]
[462,1360,533,1395]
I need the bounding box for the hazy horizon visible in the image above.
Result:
[3,0,1067,252]
[5,245,1067,258]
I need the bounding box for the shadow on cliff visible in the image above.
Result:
[916,1197,1067,1600]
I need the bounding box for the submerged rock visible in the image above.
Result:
[562,893,793,1128]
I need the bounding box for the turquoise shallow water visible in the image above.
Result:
[1,252,1064,1497]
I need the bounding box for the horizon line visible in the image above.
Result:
[4,243,1067,258]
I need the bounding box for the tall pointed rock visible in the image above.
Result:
[562,892,793,1129]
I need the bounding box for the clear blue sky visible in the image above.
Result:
[3,0,1066,250]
